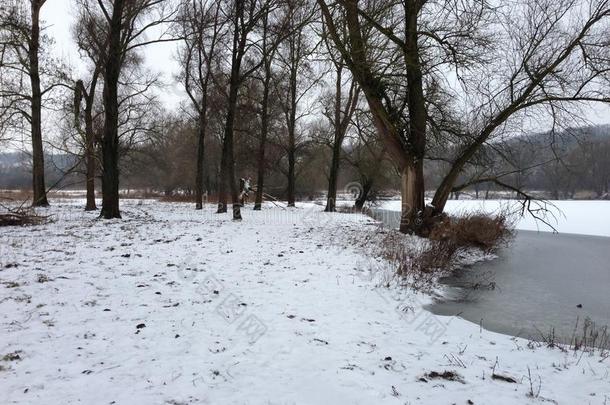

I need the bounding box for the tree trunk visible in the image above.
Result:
[195,113,206,210]
[430,168,459,215]
[287,142,295,207]
[354,180,372,211]
[398,1,427,234]
[217,1,244,220]
[325,66,344,213]
[254,65,271,211]
[325,142,341,212]
[84,110,96,211]
[286,47,298,207]
[217,141,229,213]
[399,161,425,234]
[286,104,296,206]
[100,0,124,219]
[29,1,48,207]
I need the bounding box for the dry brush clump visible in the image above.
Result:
[157,194,197,203]
[371,232,458,291]
[0,208,49,227]
[341,209,514,291]
[366,211,514,290]
[0,199,50,227]
[428,211,515,252]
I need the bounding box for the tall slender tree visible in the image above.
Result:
[322,61,359,212]
[277,0,318,206]
[0,0,62,206]
[177,0,225,210]
[74,73,101,211]
[253,11,277,210]
[216,0,271,219]
[72,5,107,211]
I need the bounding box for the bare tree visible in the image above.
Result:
[253,9,279,210]
[321,58,359,212]
[71,2,108,211]
[0,0,67,206]
[276,0,319,206]
[216,0,277,219]
[176,0,225,210]
[73,76,101,211]
[86,0,178,219]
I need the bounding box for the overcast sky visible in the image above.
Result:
[34,0,610,133]
[44,0,185,109]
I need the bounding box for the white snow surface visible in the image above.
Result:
[381,199,610,237]
[1,200,609,404]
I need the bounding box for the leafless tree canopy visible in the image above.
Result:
[1,0,609,235]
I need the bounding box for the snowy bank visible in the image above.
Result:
[1,200,608,404]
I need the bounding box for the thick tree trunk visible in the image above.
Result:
[84,111,96,211]
[29,1,48,207]
[100,0,124,219]
[399,161,425,234]
[195,113,206,210]
[399,1,428,234]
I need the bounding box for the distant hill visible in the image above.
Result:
[0,152,81,189]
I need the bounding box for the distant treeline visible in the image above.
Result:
[2,125,609,200]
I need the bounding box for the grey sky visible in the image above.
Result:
[44,0,185,109]
[35,0,610,132]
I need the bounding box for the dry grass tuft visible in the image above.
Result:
[157,194,197,203]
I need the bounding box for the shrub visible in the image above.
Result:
[395,240,458,275]
[429,212,514,252]
[373,233,459,290]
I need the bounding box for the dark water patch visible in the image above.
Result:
[426,230,610,344]
[370,208,610,344]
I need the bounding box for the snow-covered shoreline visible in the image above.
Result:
[1,200,608,404]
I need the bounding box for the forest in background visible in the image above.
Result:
[1,124,608,201]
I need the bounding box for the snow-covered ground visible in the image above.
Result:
[1,200,609,404]
[381,199,610,237]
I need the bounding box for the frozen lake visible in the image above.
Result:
[427,230,610,344]
[371,202,610,344]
